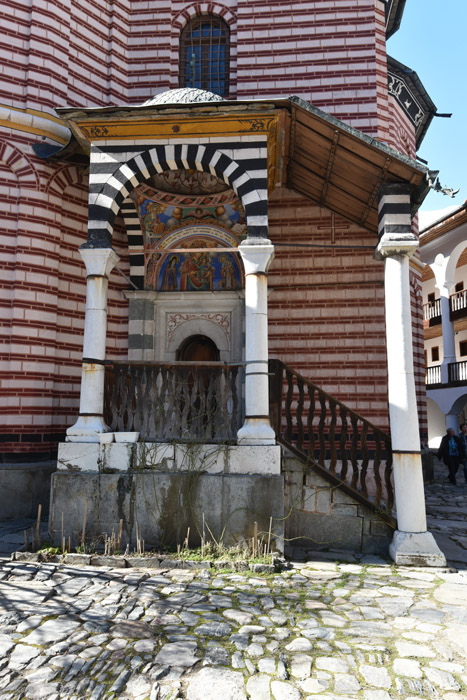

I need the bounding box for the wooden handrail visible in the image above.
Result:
[268,359,395,523]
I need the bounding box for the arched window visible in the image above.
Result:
[179,16,230,97]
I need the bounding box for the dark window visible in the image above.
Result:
[456,281,464,292]
[431,346,439,362]
[179,16,230,97]
[460,341,467,357]
[427,292,435,303]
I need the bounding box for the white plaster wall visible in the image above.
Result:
[454,261,467,289]
[422,277,437,305]
[425,336,443,365]
[427,397,447,448]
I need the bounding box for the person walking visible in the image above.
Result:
[458,423,467,484]
[438,428,464,485]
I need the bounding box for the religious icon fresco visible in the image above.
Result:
[130,169,246,292]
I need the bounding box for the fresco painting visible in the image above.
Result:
[145,237,242,292]
[130,171,246,292]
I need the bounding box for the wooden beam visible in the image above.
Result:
[320,129,340,206]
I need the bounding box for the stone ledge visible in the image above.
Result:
[11,550,283,573]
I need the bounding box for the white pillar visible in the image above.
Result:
[237,240,276,445]
[375,184,445,566]
[439,283,456,383]
[67,247,120,442]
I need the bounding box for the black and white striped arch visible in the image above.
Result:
[86,139,269,251]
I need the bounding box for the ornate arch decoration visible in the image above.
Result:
[0,139,37,188]
[46,164,86,196]
[87,142,268,258]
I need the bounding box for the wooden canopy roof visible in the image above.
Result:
[54,95,429,236]
[286,96,428,233]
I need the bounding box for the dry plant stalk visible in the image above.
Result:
[81,501,88,550]
[61,512,64,554]
[267,516,272,556]
[35,504,42,549]
[117,519,123,552]
[253,521,258,557]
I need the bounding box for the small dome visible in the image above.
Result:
[142,87,223,106]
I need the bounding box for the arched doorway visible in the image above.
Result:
[177,334,220,362]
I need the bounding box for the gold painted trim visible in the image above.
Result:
[0,103,70,145]
[71,112,284,191]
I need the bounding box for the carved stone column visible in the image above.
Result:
[67,247,120,442]
[237,239,276,445]
[375,184,445,566]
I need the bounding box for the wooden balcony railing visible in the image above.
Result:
[104,361,243,443]
[425,364,442,386]
[423,298,441,324]
[268,359,394,516]
[450,289,467,320]
[448,360,467,384]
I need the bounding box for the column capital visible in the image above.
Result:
[238,239,274,275]
[79,247,120,277]
[374,237,419,261]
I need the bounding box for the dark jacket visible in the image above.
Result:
[437,433,464,464]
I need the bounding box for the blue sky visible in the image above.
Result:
[388,1,467,212]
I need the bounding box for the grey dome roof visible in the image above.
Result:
[142,87,223,106]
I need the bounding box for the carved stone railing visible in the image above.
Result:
[269,359,394,519]
[104,362,243,443]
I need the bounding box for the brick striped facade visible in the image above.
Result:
[268,188,390,430]
[0,0,429,458]
[0,131,129,459]
[2,0,398,139]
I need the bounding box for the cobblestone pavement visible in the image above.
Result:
[1,555,467,699]
[0,454,466,700]
[424,456,467,568]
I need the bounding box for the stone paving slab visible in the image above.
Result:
[0,558,466,699]
[0,454,465,698]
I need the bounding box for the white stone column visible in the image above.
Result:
[375,184,445,566]
[237,239,276,445]
[67,247,120,442]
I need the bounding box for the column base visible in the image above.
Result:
[237,418,276,446]
[389,530,446,567]
[66,416,110,443]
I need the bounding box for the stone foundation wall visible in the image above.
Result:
[0,463,56,519]
[50,441,284,553]
[49,471,284,554]
[283,455,394,555]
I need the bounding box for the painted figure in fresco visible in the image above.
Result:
[146,251,161,288]
[162,254,179,291]
[167,207,183,230]
[143,202,165,238]
[180,242,214,291]
[216,205,233,228]
[219,253,236,290]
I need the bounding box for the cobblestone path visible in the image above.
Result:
[0,556,466,700]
